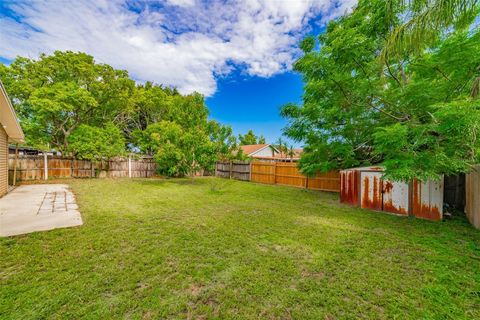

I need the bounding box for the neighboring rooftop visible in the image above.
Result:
[239,144,271,156]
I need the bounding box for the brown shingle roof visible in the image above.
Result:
[239,144,269,155]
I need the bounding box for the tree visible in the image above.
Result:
[382,0,479,61]
[67,123,126,160]
[136,121,216,177]
[0,51,135,152]
[282,0,480,180]
[287,145,296,162]
[274,137,288,157]
[123,82,175,143]
[1,50,230,171]
[238,130,264,145]
[129,90,229,175]
[207,121,241,161]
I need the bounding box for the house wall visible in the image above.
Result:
[251,147,275,158]
[0,125,8,197]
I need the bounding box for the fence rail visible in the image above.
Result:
[216,160,340,192]
[8,155,156,183]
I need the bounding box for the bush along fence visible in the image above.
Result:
[8,154,156,184]
[216,160,340,192]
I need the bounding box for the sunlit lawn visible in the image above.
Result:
[1,177,479,319]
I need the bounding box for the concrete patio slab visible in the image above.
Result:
[0,184,83,237]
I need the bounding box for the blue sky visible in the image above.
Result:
[0,0,356,145]
[206,71,304,145]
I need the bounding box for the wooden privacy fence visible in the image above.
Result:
[216,160,340,192]
[466,166,480,229]
[216,161,250,181]
[251,161,340,192]
[8,155,156,183]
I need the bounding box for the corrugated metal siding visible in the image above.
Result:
[382,180,409,215]
[0,125,7,197]
[411,179,443,221]
[465,167,480,229]
[340,166,442,221]
[340,170,360,205]
[360,171,383,211]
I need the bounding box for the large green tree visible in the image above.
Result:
[0,51,135,152]
[1,51,237,171]
[282,0,480,181]
[134,120,216,177]
[132,92,237,176]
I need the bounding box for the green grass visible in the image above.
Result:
[1,177,480,319]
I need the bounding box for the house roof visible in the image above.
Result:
[0,80,24,143]
[274,148,303,160]
[239,144,271,156]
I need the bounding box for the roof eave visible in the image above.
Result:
[249,144,274,156]
[0,80,25,143]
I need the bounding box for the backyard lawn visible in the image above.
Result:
[1,178,480,319]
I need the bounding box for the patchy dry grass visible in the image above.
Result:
[1,177,479,319]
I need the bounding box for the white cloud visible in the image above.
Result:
[165,0,196,7]
[0,0,356,96]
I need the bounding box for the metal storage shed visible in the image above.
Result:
[340,166,444,221]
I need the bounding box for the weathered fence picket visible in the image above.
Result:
[8,155,156,183]
[216,160,340,192]
[216,161,250,181]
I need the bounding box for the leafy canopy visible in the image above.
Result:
[68,123,126,161]
[1,51,240,171]
[282,0,480,181]
[238,130,266,145]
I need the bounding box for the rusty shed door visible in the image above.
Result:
[360,171,409,214]
[382,181,409,215]
[411,179,444,220]
[360,171,383,211]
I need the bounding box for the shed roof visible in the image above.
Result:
[341,165,384,172]
[0,80,24,143]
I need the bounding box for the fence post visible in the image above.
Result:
[249,161,252,181]
[128,155,132,178]
[273,161,277,185]
[12,144,19,186]
[91,161,95,178]
[229,161,233,179]
[43,153,48,180]
[305,176,308,189]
